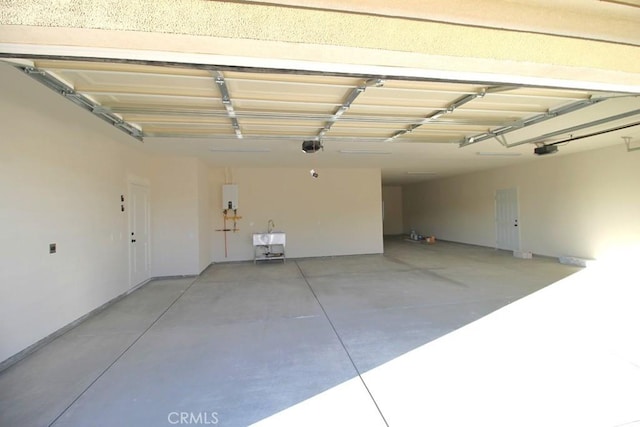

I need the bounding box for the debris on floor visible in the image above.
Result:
[404,231,436,244]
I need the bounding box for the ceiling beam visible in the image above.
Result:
[458,96,610,147]
[386,85,513,142]
[14,64,143,141]
[502,108,640,148]
[212,71,242,139]
[317,78,385,140]
[113,105,513,127]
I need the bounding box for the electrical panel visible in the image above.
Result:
[222,184,238,210]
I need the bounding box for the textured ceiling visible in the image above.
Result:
[251,0,640,46]
[1,0,639,75]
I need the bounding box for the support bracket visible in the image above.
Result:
[213,71,243,139]
[388,86,511,143]
[317,78,384,140]
[459,97,608,148]
[623,136,640,152]
[15,65,143,141]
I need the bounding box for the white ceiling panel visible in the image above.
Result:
[3,57,639,184]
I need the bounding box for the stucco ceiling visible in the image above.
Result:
[1,0,640,184]
[252,0,640,46]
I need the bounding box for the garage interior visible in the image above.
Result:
[1,1,640,426]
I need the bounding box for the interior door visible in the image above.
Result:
[129,183,150,286]
[495,187,520,251]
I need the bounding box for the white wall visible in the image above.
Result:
[0,63,219,363]
[150,157,201,277]
[0,64,152,363]
[209,168,384,261]
[403,144,640,259]
[382,186,403,235]
[150,157,215,277]
[0,63,384,364]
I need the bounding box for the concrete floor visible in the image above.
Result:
[0,239,581,427]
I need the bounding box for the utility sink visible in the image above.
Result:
[252,232,286,246]
[253,232,286,263]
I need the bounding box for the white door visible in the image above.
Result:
[129,183,150,286]
[495,187,520,251]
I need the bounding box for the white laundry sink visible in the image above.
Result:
[252,232,286,246]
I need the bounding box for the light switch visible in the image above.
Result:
[49,243,56,254]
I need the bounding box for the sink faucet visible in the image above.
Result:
[267,219,275,233]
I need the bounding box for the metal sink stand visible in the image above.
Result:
[253,233,286,263]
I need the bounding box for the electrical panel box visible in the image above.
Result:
[222,184,238,210]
